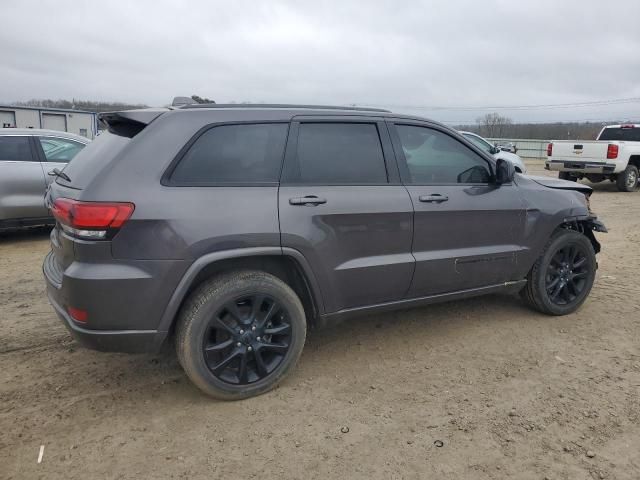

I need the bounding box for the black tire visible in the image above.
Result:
[615,165,639,192]
[521,229,596,316]
[176,270,306,400]
[558,172,577,182]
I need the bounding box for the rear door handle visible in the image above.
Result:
[419,194,449,203]
[289,195,327,206]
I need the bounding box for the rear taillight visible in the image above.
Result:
[67,306,88,323]
[51,198,134,239]
[606,144,619,159]
[546,143,553,156]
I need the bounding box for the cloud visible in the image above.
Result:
[1,0,639,122]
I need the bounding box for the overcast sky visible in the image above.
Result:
[2,0,640,123]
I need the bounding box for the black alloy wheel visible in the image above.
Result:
[544,243,590,306]
[176,270,306,400]
[203,294,292,385]
[521,229,597,316]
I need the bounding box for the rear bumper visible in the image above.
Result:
[43,251,170,353]
[545,160,616,174]
[47,288,166,353]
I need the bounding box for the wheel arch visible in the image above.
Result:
[559,217,605,254]
[157,247,324,338]
[627,155,640,170]
[538,216,604,260]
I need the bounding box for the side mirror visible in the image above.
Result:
[495,158,516,185]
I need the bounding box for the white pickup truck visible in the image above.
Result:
[546,124,640,192]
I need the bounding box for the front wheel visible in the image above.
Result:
[176,270,306,400]
[521,229,596,316]
[615,165,639,192]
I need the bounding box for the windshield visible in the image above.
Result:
[462,133,493,153]
[598,127,640,142]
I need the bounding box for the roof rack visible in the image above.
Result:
[179,103,391,113]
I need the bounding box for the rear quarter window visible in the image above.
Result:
[167,123,289,185]
[57,131,130,188]
[598,127,640,142]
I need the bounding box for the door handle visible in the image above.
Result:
[419,194,449,203]
[289,195,327,206]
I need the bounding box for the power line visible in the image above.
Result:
[355,97,640,111]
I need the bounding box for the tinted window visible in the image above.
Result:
[397,125,491,184]
[0,136,32,161]
[462,133,492,154]
[286,123,387,184]
[598,127,640,142]
[57,131,129,188]
[170,124,288,184]
[39,137,85,163]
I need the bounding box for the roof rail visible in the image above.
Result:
[179,103,391,113]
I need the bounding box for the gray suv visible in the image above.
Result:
[0,129,89,229]
[43,105,606,399]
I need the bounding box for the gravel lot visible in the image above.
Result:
[1,161,639,480]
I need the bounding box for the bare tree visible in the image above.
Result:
[476,112,513,138]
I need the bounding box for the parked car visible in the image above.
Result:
[496,141,518,154]
[44,104,606,400]
[459,131,527,173]
[0,129,89,229]
[546,124,640,192]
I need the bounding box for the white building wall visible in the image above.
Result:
[14,109,40,129]
[63,112,95,138]
[0,107,96,139]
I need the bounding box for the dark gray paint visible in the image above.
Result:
[42,106,603,353]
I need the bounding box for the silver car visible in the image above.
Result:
[0,129,89,229]
[459,131,527,174]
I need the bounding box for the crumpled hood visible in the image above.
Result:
[527,175,593,195]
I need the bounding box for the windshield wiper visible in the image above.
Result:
[48,168,71,183]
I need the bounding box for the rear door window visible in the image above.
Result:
[0,136,33,161]
[283,123,388,184]
[38,137,86,163]
[168,123,289,185]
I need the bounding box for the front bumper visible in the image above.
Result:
[545,160,616,174]
[43,251,169,353]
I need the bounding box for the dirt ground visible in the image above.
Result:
[1,161,639,480]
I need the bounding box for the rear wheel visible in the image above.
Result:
[521,229,596,316]
[176,270,306,400]
[615,165,639,192]
[558,172,577,182]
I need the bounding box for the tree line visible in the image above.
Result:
[458,112,634,140]
[11,98,149,113]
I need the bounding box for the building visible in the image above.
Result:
[0,105,98,139]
